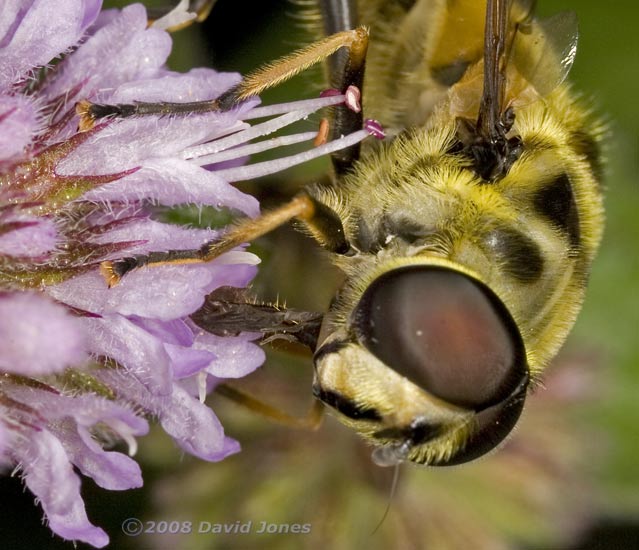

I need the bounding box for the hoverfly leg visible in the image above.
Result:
[192,286,324,351]
[215,26,369,110]
[76,97,222,132]
[78,25,369,134]
[100,195,312,286]
[197,190,352,261]
[215,384,325,430]
[300,192,354,255]
[319,0,367,175]
[456,0,523,181]
[100,191,352,286]
[476,0,509,145]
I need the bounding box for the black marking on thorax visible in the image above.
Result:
[483,226,544,283]
[533,173,580,248]
[571,130,604,183]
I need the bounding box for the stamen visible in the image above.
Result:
[106,419,141,457]
[344,85,361,113]
[319,88,341,98]
[150,0,195,31]
[314,118,330,146]
[197,371,207,404]
[210,251,261,266]
[365,119,386,140]
[213,127,373,182]
[242,93,345,120]
[182,106,330,160]
[183,89,372,165]
[191,130,319,167]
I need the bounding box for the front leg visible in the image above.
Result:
[191,286,323,351]
[319,0,367,175]
[78,26,369,131]
[100,191,353,286]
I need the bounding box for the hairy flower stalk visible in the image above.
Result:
[0,1,377,546]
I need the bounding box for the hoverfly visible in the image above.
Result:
[81,0,604,466]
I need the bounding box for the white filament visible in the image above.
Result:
[181,94,345,160]
[150,0,195,30]
[214,129,369,182]
[192,131,318,167]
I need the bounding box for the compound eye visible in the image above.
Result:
[435,379,528,466]
[352,267,527,410]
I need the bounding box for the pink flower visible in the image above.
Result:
[0,0,373,546]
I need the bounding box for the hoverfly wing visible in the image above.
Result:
[446,0,529,118]
[448,2,577,117]
[511,11,579,98]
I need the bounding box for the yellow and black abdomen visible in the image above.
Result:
[483,85,605,373]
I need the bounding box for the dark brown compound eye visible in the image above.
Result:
[432,376,528,466]
[352,266,528,411]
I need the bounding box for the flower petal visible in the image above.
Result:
[84,157,259,217]
[160,385,239,461]
[83,315,173,395]
[49,219,259,319]
[105,265,218,320]
[20,429,109,547]
[130,317,194,346]
[166,344,215,379]
[58,101,249,176]
[97,217,220,252]
[0,0,101,91]
[0,292,87,376]
[62,425,143,490]
[195,332,265,379]
[0,215,57,257]
[51,266,215,320]
[41,3,170,103]
[112,66,241,104]
[128,317,215,378]
[0,94,40,161]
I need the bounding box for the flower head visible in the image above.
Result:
[0,0,373,546]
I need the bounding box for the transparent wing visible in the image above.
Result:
[511,11,579,97]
